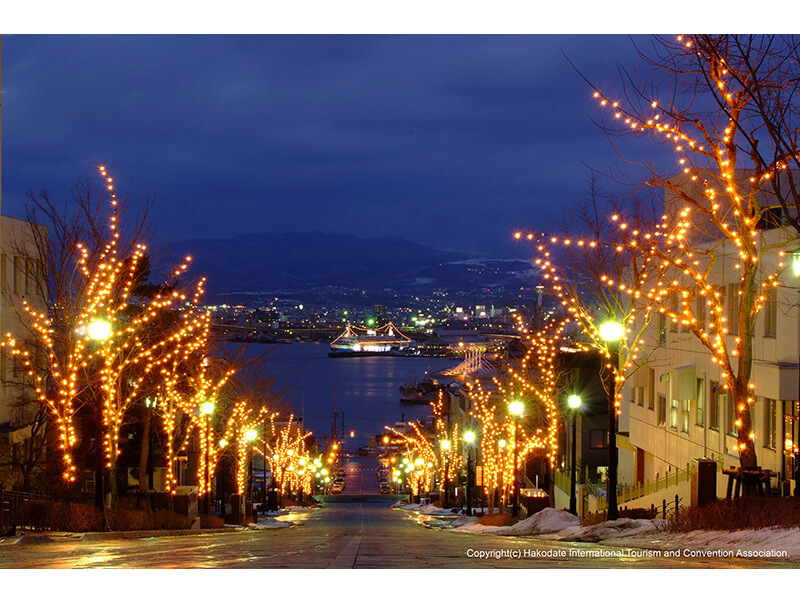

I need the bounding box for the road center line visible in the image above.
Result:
[326,505,365,568]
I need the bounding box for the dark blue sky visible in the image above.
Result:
[3,35,663,257]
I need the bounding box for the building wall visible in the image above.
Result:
[625,223,799,489]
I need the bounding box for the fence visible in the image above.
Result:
[0,489,52,535]
[555,459,721,513]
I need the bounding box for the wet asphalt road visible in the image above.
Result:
[0,458,795,569]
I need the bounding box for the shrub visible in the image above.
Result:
[65,503,104,532]
[199,514,225,529]
[153,510,191,530]
[667,498,800,532]
[109,508,153,531]
[18,500,53,530]
[581,506,657,526]
[479,513,515,527]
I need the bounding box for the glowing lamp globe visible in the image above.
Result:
[245,429,257,441]
[201,401,214,415]
[88,319,112,341]
[568,394,582,410]
[440,440,451,451]
[793,250,800,278]
[509,401,524,416]
[464,431,476,443]
[599,321,624,342]
[218,438,228,448]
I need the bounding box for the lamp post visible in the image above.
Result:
[464,431,475,516]
[509,400,524,518]
[218,438,228,519]
[440,439,451,507]
[200,401,215,515]
[87,318,112,512]
[568,394,582,515]
[245,429,257,518]
[599,320,623,521]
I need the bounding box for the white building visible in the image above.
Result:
[622,177,800,502]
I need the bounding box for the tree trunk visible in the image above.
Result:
[138,408,152,492]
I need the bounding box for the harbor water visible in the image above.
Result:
[243,342,458,451]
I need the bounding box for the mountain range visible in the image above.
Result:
[158,231,535,302]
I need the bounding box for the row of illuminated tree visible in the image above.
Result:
[0,166,317,511]
[384,314,570,516]
[385,35,800,518]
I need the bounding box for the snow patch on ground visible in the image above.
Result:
[395,503,460,515]
[491,508,582,536]
[555,518,659,543]
[603,526,800,558]
[250,516,294,529]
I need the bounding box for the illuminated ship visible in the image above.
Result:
[328,322,413,357]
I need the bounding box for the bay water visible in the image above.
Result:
[242,342,458,451]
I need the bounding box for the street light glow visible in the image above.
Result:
[87,319,112,340]
[245,429,257,441]
[599,320,624,342]
[509,400,524,416]
[464,431,475,443]
[440,440,451,450]
[201,401,214,415]
[568,394,582,409]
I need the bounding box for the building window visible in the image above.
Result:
[696,287,706,332]
[13,255,20,294]
[763,397,776,449]
[726,394,737,437]
[657,313,667,344]
[670,398,679,429]
[763,287,777,338]
[589,429,608,449]
[682,399,691,434]
[727,283,739,335]
[696,378,705,427]
[709,381,719,430]
[658,395,667,425]
[636,386,645,406]
[648,368,655,410]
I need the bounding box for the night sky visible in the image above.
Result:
[3,34,664,257]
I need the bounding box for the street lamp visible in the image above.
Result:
[464,430,475,516]
[567,394,582,516]
[440,439,452,506]
[509,400,524,518]
[600,319,623,521]
[217,438,228,518]
[87,318,112,341]
[200,402,215,515]
[245,429,257,515]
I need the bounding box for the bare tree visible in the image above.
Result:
[589,35,799,471]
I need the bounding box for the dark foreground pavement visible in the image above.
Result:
[1,458,794,569]
[1,499,795,569]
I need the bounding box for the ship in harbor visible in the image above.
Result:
[329,322,413,357]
